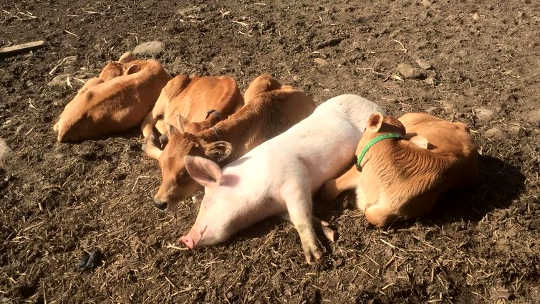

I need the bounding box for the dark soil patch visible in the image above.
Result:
[1,0,539,303]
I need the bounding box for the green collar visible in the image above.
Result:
[356,133,402,170]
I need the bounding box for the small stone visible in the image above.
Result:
[48,74,70,87]
[424,76,437,85]
[507,124,523,136]
[314,58,328,66]
[485,127,505,140]
[475,108,495,122]
[176,6,202,16]
[426,106,439,114]
[472,13,480,21]
[78,248,103,271]
[526,108,540,125]
[132,41,164,56]
[415,58,432,70]
[422,0,431,8]
[397,63,426,79]
[440,100,455,113]
[0,138,12,168]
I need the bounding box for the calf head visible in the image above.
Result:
[357,113,406,150]
[156,110,224,150]
[153,124,232,210]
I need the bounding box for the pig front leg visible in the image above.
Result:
[280,213,336,243]
[281,182,322,264]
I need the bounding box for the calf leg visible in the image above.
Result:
[140,111,155,139]
[142,133,163,160]
[320,165,360,202]
[281,181,322,264]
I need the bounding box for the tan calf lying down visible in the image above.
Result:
[141,75,244,160]
[53,52,170,142]
[321,112,479,226]
[152,74,316,210]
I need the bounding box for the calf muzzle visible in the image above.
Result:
[153,199,168,210]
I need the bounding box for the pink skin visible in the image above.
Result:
[180,94,384,263]
[181,155,285,249]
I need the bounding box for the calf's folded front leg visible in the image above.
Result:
[320,165,360,202]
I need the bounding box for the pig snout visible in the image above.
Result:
[181,235,195,249]
[181,225,209,249]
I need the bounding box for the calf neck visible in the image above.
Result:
[153,75,315,209]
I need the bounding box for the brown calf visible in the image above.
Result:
[53,52,170,142]
[153,74,316,209]
[320,112,479,226]
[141,75,244,159]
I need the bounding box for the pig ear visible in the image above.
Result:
[203,141,233,163]
[366,112,384,132]
[185,155,222,187]
[409,135,430,150]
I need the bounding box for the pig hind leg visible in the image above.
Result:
[281,181,322,264]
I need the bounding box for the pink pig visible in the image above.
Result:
[181,94,384,263]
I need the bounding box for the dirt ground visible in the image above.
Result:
[1,0,539,303]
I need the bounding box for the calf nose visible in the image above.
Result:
[153,199,168,210]
[158,134,168,149]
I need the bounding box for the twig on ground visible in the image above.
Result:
[64,29,79,38]
[380,239,407,253]
[165,243,188,251]
[0,40,45,56]
[392,39,408,53]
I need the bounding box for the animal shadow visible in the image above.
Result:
[426,154,525,224]
[313,154,526,227]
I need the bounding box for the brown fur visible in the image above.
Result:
[141,75,244,159]
[153,74,316,208]
[320,112,479,226]
[53,52,170,142]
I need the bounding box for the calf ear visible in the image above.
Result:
[118,52,134,63]
[409,135,430,149]
[125,64,141,75]
[176,115,185,133]
[203,141,233,163]
[185,155,222,187]
[167,123,180,136]
[367,112,384,132]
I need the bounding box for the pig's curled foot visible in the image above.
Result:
[319,220,336,243]
[303,241,322,264]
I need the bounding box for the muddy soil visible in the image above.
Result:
[1,0,539,303]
